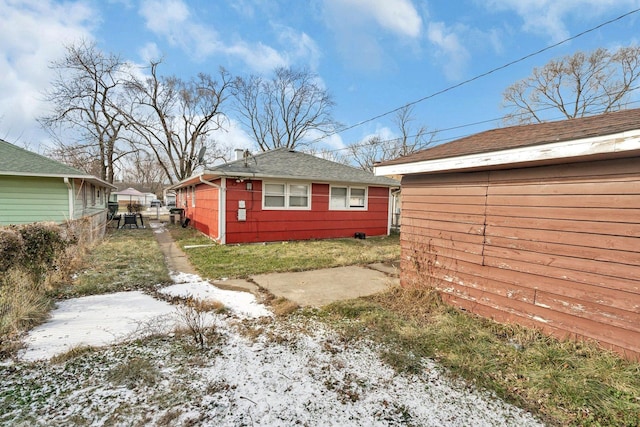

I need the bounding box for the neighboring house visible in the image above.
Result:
[0,139,116,227]
[111,187,146,209]
[169,148,400,244]
[375,108,640,360]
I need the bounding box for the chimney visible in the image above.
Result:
[235,149,245,161]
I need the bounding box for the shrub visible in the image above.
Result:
[17,223,69,285]
[0,228,24,274]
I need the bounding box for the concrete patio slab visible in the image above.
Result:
[250,265,399,307]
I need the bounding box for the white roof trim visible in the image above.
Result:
[374,129,640,176]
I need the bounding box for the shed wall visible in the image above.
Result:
[400,157,640,359]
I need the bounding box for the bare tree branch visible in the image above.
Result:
[233,67,339,151]
[348,105,436,172]
[502,46,640,124]
[39,40,130,183]
[121,62,232,184]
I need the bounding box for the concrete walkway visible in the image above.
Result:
[151,220,399,307]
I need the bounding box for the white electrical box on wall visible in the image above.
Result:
[238,208,246,221]
[239,200,246,208]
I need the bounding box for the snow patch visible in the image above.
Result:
[19,291,176,361]
[160,272,271,319]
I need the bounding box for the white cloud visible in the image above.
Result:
[327,0,422,38]
[322,0,423,69]
[483,0,640,42]
[138,0,317,72]
[138,42,162,63]
[277,27,322,71]
[210,118,256,154]
[427,22,471,81]
[0,0,97,148]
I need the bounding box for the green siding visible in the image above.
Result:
[0,176,71,225]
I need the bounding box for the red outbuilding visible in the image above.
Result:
[374,108,640,360]
[169,148,399,244]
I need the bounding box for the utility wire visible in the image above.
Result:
[314,7,640,143]
[321,95,640,155]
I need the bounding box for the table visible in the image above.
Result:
[119,213,144,228]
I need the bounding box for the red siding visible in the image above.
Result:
[400,157,640,360]
[180,181,220,239]
[181,179,391,245]
[224,181,390,244]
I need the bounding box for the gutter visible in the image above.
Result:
[198,175,227,245]
[64,177,74,220]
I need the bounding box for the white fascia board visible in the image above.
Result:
[374,130,640,176]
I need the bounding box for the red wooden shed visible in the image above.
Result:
[375,108,640,360]
[169,148,399,244]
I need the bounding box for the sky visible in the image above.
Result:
[1,0,640,157]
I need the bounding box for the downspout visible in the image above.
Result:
[64,177,74,220]
[388,187,400,235]
[199,175,227,244]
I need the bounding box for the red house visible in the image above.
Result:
[169,148,399,244]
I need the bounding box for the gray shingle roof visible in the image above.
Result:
[0,139,115,188]
[191,148,399,187]
[378,108,640,166]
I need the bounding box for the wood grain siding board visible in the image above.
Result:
[488,194,640,208]
[487,180,640,195]
[400,157,640,359]
[436,281,640,354]
[483,245,638,281]
[534,291,640,333]
[485,235,640,268]
[483,254,639,293]
[402,209,486,225]
[486,205,640,223]
[486,216,640,237]
[486,225,638,252]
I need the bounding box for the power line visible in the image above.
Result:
[325,94,640,155]
[315,7,640,143]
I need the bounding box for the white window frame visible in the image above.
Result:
[262,181,311,210]
[329,186,368,210]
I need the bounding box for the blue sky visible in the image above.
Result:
[1,0,640,156]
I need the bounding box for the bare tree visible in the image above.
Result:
[40,40,130,183]
[122,62,232,184]
[119,149,167,195]
[349,105,435,172]
[233,67,339,151]
[502,46,640,124]
[46,140,104,177]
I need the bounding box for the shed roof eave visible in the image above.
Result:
[374,130,640,176]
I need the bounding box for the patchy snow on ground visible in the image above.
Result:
[4,271,545,426]
[161,272,272,319]
[18,291,176,362]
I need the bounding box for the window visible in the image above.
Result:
[264,183,285,207]
[330,186,367,209]
[191,186,196,207]
[350,188,366,208]
[263,182,310,209]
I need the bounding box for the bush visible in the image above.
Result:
[17,223,69,284]
[0,222,81,356]
[0,228,24,274]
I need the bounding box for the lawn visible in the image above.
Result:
[6,222,638,426]
[169,225,401,279]
[58,227,172,297]
[169,224,640,427]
